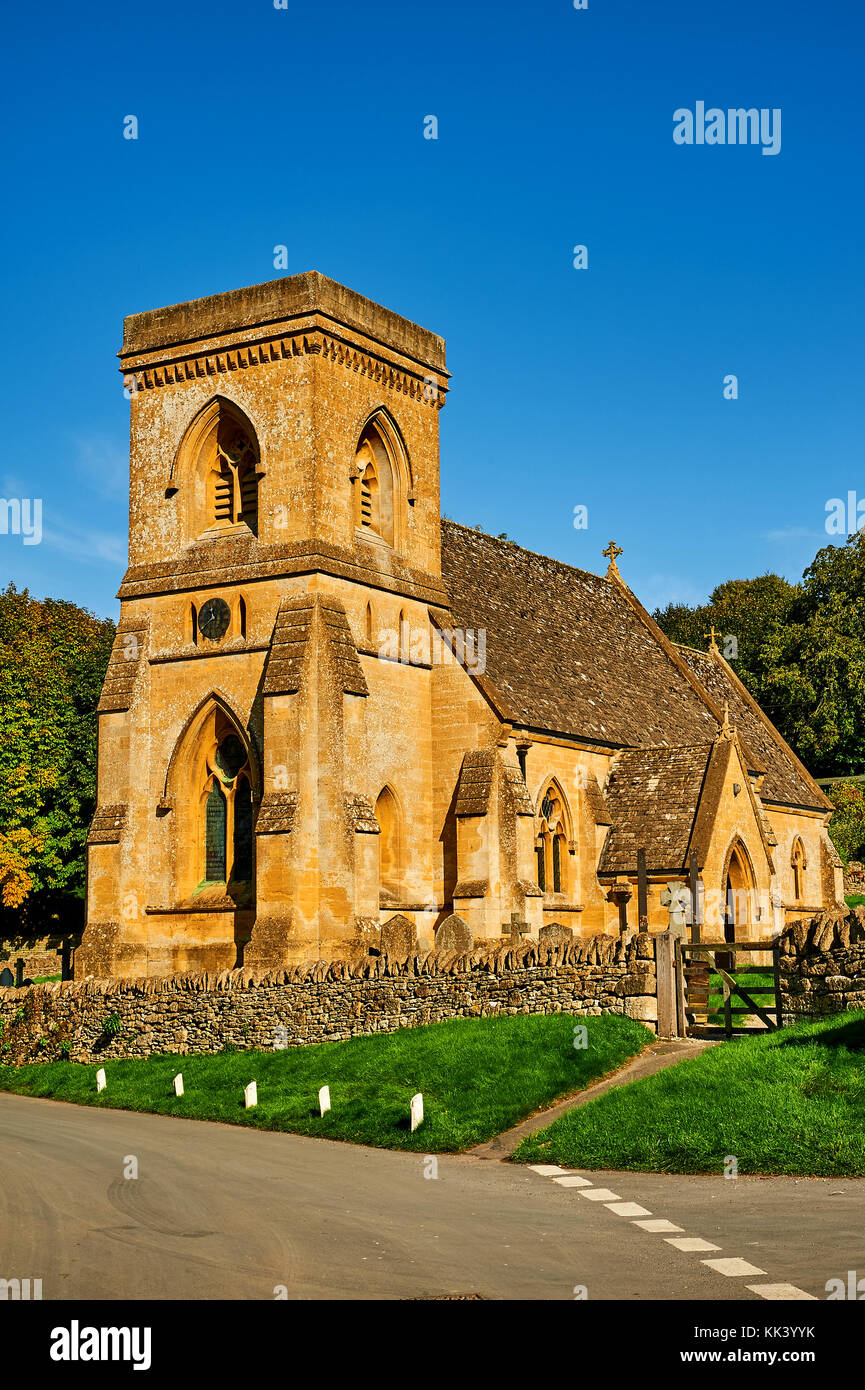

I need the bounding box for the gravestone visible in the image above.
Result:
[435,914,473,954]
[539,921,572,943]
[0,968,13,988]
[173,1074,184,1097]
[58,938,73,982]
[244,1081,257,1109]
[96,1068,107,1093]
[410,1092,424,1133]
[661,882,690,936]
[380,914,417,960]
[14,959,24,988]
[318,1085,331,1116]
[502,911,530,944]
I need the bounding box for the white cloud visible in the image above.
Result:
[764,526,824,542]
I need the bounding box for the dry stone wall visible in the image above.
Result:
[778,907,865,1023]
[0,933,657,1065]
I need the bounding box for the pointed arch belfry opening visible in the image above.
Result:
[164,694,259,902]
[172,396,263,541]
[352,408,411,550]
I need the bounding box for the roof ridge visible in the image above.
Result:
[440,517,606,587]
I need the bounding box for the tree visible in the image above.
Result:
[654,572,797,697]
[653,532,865,779]
[826,781,865,866]
[0,584,115,934]
[757,534,865,775]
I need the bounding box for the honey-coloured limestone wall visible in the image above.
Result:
[0,934,658,1065]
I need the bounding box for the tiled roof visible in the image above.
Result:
[441,521,719,747]
[439,521,827,815]
[597,745,713,875]
[675,646,828,811]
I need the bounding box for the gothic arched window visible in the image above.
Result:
[375,787,402,904]
[173,398,263,541]
[205,783,227,881]
[792,837,807,903]
[353,416,405,547]
[201,727,254,886]
[536,782,570,896]
[211,422,260,533]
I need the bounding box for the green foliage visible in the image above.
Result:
[655,572,797,693]
[654,533,865,778]
[514,1011,865,1175]
[0,1013,650,1153]
[827,782,865,865]
[0,582,114,930]
[101,1013,122,1038]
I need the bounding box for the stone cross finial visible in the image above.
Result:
[602,541,623,576]
[720,700,734,738]
[704,624,720,652]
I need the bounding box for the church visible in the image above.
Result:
[76,273,844,980]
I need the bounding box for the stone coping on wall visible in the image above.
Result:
[0,932,656,1003]
[778,906,865,957]
[0,933,659,1066]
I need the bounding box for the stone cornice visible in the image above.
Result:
[119,323,448,409]
[117,538,451,605]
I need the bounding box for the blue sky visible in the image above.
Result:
[1,0,862,619]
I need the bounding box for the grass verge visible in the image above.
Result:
[706,969,775,1027]
[513,1010,865,1176]
[0,1012,651,1153]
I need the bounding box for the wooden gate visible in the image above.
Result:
[675,939,782,1038]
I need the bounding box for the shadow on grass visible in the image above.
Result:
[770,1018,865,1051]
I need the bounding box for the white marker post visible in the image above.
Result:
[318,1085,331,1116]
[96,1068,107,1093]
[410,1092,424,1133]
[244,1081,258,1109]
[173,1073,184,1097]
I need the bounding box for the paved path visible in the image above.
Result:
[471,1037,715,1158]
[1,1093,862,1301]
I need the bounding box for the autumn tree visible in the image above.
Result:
[0,583,115,934]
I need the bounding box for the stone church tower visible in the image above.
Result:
[78,273,843,980]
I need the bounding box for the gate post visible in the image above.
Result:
[655,931,679,1038]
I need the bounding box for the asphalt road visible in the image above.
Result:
[1,1093,862,1301]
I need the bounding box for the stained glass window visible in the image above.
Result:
[205,782,227,881]
[233,779,253,882]
[216,735,247,779]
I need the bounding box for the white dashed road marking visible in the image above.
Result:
[528,1168,816,1299]
[746,1284,818,1301]
[702,1257,767,1277]
[665,1237,721,1253]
